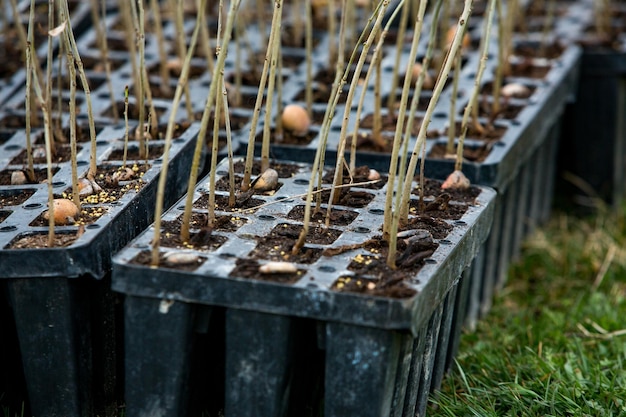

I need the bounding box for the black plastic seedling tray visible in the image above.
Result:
[112,156,496,417]
[0,122,202,417]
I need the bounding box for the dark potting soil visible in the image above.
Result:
[255,127,317,146]
[131,250,208,271]
[230,160,301,178]
[28,205,110,227]
[443,121,508,142]
[193,193,265,212]
[294,84,348,104]
[7,230,80,249]
[229,258,303,284]
[480,81,536,98]
[107,145,165,161]
[330,233,439,298]
[508,59,551,79]
[286,205,358,226]
[0,189,36,207]
[428,142,492,163]
[9,144,83,165]
[475,100,524,120]
[0,168,60,185]
[308,188,376,208]
[0,210,10,223]
[322,165,387,189]
[194,110,250,132]
[514,41,565,59]
[156,219,229,252]
[346,131,396,153]
[359,113,424,137]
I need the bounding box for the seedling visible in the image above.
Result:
[150,0,207,265]
[241,0,283,191]
[179,0,241,244]
[389,0,474,268]
[89,0,118,121]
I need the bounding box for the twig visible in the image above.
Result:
[592,244,616,291]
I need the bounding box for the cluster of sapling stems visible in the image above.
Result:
[149,0,172,97]
[455,0,497,173]
[89,0,118,121]
[327,0,392,217]
[26,0,56,247]
[387,0,475,268]
[240,0,283,192]
[292,0,387,254]
[382,0,430,241]
[348,1,405,173]
[150,0,207,266]
[177,0,241,247]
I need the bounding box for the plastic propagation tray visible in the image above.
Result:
[0,122,202,417]
[112,157,496,417]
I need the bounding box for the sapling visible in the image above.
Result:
[240,0,283,191]
[90,0,119,121]
[292,0,385,254]
[172,0,194,118]
[259,0,282,173]
[451,0,497,177]
[28,17,58,246]
[538,0,556,59]
[58,0,98,182]
[594,0,611,40]
[348,0,406,173]
[491,0,504,115]
[304,0,313,115]
[382,0,431,239]
[388,0,474,268]
[67,52,80,208]
[206,0,234,224]
[445,48,462,156]
[149,0,172,97]
[327,0,392,211]
[385,0,410,118]
[123,85,130,169]
[179,0,241,244]
[151,0,206,265]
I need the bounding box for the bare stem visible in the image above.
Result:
[390,0,474,268]
[383,0,430,239]
[241,0,282,191]
[179,0,241,243]
[151,0,206,265]
[456,0,497,172]
[123,85,130,168]
[446,49,462,155]
[28,32,55,246]
[59,0,97,180]
[150,0,172,97]
[386,0,410,117]
[261,0,283,173]
[292,0,384,254]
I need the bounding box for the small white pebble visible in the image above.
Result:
[367,169,381,181]
[11,171,27,185]
[501,83,531,98]
[259,261,298,274]
[163,252,200,265]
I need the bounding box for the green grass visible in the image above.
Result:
[428,205,626,417]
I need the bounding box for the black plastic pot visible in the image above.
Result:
[241,19,581,325]
[0,122,202,417]
[559,49,626,207]
[112,157,496,417]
